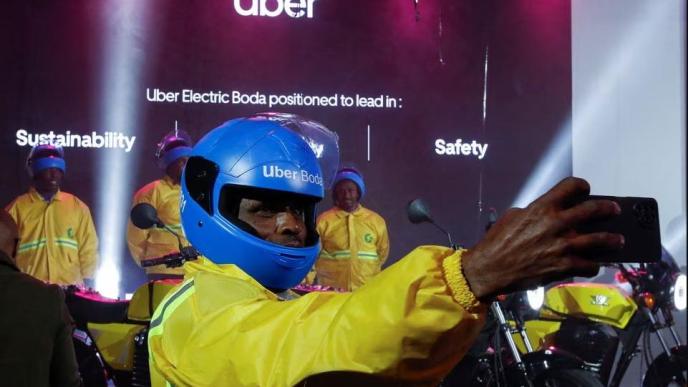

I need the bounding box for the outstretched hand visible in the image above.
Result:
[461,177,624,301]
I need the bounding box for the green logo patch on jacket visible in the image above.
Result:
[364,233,374,244]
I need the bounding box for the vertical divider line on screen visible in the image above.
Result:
[367,124,371,162]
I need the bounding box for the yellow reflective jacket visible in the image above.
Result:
[148,246,486,387]
[5,188,99,285]
[313,205,389,290]
[127,176,188,276]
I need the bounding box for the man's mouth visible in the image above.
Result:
[278,236,304,248]
[282,240,303,248]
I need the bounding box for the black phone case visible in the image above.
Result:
[577,196,661,263]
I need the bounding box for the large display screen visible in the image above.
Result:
[0,0,572,294]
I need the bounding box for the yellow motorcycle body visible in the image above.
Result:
[538,282,637,329]
[512,283,638,354]
[512,320,562,354]
[87,323,144,371]
[88,280,180,372]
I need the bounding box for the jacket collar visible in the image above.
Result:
[161,174,180,187]
[334,204,365,218]
[183,256,284,301]
[28,187,64,203]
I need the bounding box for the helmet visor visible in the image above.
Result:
[26,144,66,175]
[27,143,65,163]
[254,112,340,189]
[219,184,319,248]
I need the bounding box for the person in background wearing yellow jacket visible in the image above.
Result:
[127,130,192,280]
[148,113,624,386]
[5,144,99,286]
[313,167,389,290]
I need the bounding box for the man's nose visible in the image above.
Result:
[276,211,302,234]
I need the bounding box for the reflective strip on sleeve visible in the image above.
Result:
[357,251,379,260]
[55,238,79,250]
[327,250,379,260]
[17,239,47,253]
[331,250,352,259]
[319,250,334,258]
[149,279,196,338]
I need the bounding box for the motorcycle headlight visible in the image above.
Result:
[527,286,545,310]
[673,273,686,311]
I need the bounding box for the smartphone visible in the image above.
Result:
[577,195,661,263]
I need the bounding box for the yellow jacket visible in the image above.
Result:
[5,188,99,285]
[127,176,188,275]
[313,205,389,290]
[148,246,486,387]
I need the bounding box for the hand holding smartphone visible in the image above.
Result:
[577,195,661,263]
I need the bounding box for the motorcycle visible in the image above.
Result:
[66,203,199,386]
[66,279,182,386]
[522,250,687,387]
[407,199,603,387]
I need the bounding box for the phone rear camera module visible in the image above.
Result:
[633,202,657,229]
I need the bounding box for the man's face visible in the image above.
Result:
[237,198,307,247]
[33,167,63,193]
[166,157,188,184]
[334,180,360,213]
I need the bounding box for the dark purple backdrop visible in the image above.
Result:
[0,0,571,293]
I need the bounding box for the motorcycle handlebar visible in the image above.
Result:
[141,246,199,268]
[141,253,180,267]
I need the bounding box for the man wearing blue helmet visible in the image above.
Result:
[5,144,99,285]
[310,167,390,291]
[148,113,624,386]
[127,130,193,279]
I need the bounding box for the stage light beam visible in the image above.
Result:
[512,1,676,209]
[94,0,150,299]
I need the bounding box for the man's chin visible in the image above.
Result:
[341,203,357,212]
[36,184,59,193]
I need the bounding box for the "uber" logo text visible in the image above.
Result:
[233,0,315,19]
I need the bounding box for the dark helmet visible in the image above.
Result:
[26,143,66,177]
[332,167,366,199]
[155,130,193,170]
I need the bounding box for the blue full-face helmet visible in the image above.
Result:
[180,113,339,289]
[26,143,66,177]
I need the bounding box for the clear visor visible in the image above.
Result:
[219,184,320,247]
[255,112,340,189]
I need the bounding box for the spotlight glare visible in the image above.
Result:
[94,0,149,298]
[95,260,121,299]
[527,286,545,310]
[674,273,687,311]
[512,127,571,208]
